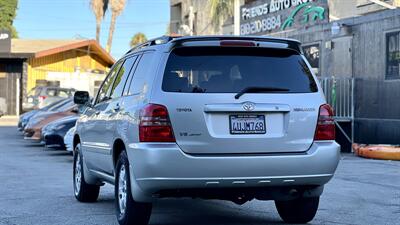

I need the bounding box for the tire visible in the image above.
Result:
[73,143,100,202]
[115,151,152,225]
[275,197,319,224]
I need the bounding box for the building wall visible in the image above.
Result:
[271,9,400,144]
[170,0,226,35]
[27,48,109,91]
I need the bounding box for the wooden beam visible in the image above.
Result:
[368,0,396,9]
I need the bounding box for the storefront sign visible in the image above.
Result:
[240,0,329,35]
[0,30,11,53]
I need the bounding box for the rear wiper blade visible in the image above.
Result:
[234,86,290,99]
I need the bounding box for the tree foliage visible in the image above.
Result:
[130,32,147,47]
[0,0,18,38]
[208,0,234,32]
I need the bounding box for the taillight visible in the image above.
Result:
[220,40,256,47]
[139,104,175,142]
[314,104,335,141]
[39,96,47,102]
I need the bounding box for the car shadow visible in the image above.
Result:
[149,199,283,225]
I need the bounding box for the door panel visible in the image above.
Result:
[82,60,123,173]
[161,93,323,155]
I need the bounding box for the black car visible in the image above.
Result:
[41,115,78,150]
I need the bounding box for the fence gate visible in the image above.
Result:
[318,77,355,145]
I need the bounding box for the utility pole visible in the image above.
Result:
[234,0,241,35]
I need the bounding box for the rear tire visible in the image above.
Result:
[275,197,319,224]
[115,151,152,225]
[73,143,100,202]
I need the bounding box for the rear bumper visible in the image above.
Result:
[126,141,340,201]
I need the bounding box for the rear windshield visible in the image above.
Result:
[162,47,317,93]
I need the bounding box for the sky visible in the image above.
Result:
[14,0,170,59]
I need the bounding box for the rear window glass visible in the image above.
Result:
[28,87,41,96]
[58,90,70,97]
[162,47,317,93]
[46,89,57,96]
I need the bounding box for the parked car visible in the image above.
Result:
[24,99,80,141]
[18,98,72,131]
[41,115,78,150]
[72,36,340,225]
[64,126,76,152]
[22,86,75,112]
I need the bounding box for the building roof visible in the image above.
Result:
[5,39,115,65]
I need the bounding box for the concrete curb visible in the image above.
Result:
[0,116,18,127]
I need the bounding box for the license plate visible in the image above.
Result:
[229,115,266,134]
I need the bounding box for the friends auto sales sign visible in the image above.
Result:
[240,0,329,35]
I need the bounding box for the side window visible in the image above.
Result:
[109,56,138,99]
[127,53,155,95]
[58,90,69,98]
[46,89,57,97]
[95,61,123,104]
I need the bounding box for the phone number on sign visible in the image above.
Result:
[240,15,281,35]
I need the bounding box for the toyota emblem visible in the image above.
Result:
[242,102,255,111]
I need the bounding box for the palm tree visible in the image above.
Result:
[90,0,108,43]
[208,0,234,32]
[130,32,147,47]
[106,0,126,53]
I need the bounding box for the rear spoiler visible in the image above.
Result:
[169,36,303,54]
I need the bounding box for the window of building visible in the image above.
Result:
[170,3,182,33]
[303,43,320,76]
[386,31,400,79]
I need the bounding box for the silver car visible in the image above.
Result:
[72,36,340,225]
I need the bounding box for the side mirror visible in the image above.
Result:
[74,91,90,105]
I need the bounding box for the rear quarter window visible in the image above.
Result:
[162,47,317,93]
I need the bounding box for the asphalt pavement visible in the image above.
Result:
[0,126,399,225]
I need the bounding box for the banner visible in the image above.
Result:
[240,0,329,35]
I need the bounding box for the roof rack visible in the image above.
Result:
[125,35,182,55]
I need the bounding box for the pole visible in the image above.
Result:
[234,0,241,35]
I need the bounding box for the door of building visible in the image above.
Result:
[332,36,353,77]
[0,60,22,115]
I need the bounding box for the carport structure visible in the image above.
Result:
[0,36,114,115]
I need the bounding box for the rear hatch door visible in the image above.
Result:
[155,46,324,154]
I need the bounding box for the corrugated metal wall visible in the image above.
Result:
[272,9,400,145]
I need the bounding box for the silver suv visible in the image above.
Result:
[73,36,340,225]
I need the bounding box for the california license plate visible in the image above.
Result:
[229,115,266,134]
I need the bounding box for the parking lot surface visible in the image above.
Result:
[0,126,399,225]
